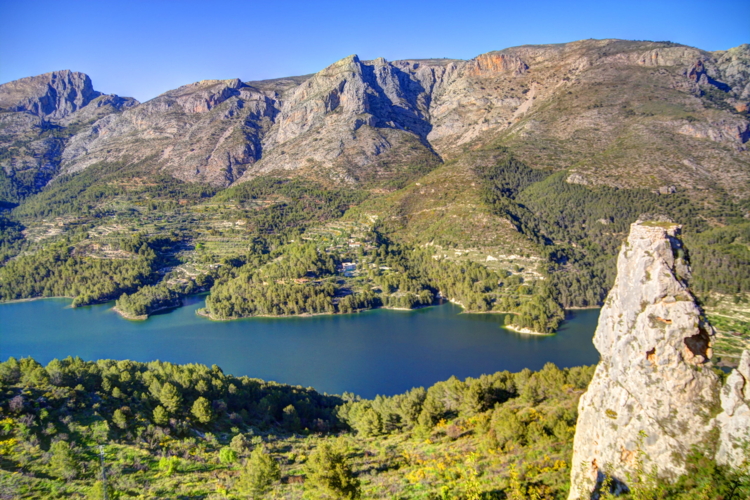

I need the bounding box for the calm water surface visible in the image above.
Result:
[0,297,600,398]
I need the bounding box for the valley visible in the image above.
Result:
[1,37,750,498]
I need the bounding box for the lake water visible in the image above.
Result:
[0,297,600,398]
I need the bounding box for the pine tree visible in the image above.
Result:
[191,397,213,424]
[49,441,79,480]
[236,445,280,499]
[159,382,182,414]
[282,404,301,432]
[112,409,128,429]
[152,405,168,426]
[304,441,360,499]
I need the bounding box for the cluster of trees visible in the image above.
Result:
[0,356,370,498]
[337,363,594,439]
[12,160,216,219]
[505,288,566,333]
[201,231,569,331]
[511,171,704,308]
[684,223,750,296]
[205,243,339,318]
[369,241,564,332]
[214,177,369,237]
[0,213,24,263]
[0,234,177,306]
[115,284,182,318]
[203,234,564,331]
[207,281,337,318]
[401,248,497,311]
[0,356,344,439]
[258,243,336,281]
[0,242,152,306]
[382,289,435,309]
[337,290,382,313]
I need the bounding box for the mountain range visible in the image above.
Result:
[2,38,748,202]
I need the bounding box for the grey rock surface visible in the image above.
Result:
[568,221,721,498]
[716,350,750,469]
[60,78,279,185]
[0,70,138,198]
[0,70,102,120]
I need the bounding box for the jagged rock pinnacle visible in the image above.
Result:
[568,220,722,498]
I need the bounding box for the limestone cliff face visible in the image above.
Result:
[568,221,722,498]
[242,55,446,183]
[0,71,138,198]
[60,78,280,185]
[0,70,103,120]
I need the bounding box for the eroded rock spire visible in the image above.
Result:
[568,220,729,498]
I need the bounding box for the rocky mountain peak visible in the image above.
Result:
[242,51,441,182]
[568,220,733,498]
[165,78,249,114]
[0,70,103,120]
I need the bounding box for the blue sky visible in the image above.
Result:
[1,0,747,102]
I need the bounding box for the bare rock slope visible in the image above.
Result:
[568,220,749,498]
[0,70,138,199]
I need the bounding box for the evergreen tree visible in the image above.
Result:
[49,441,79,480]
[159,383,182,414]
[152,405,168,426]
[112,409,128,429]
[230,433,249,455]
[304,441,360,500]
[282,404,301,433]
[219,446,238,464]
[191,396,213,424]
[236,445,281,499]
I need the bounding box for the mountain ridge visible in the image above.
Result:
[2,38,748,203]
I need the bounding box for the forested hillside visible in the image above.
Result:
[1,38,749,343]
[1,357,744,499]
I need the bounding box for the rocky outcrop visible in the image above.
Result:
[241,55,445,183]
[568,220,749,498]
[0,71,138,200]
[60,78,280,185]
[568,221,720,498]
[0,70,102,119]
[716,350,750,469]
[716,44,750,100]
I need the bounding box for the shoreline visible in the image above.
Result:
[196,303,439,321]
[503,323,554,336]
[196,307,340,321]
[113,302,184,321]
[112,306,149,321]
[1,295,72,304]
[5,296,597,335]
